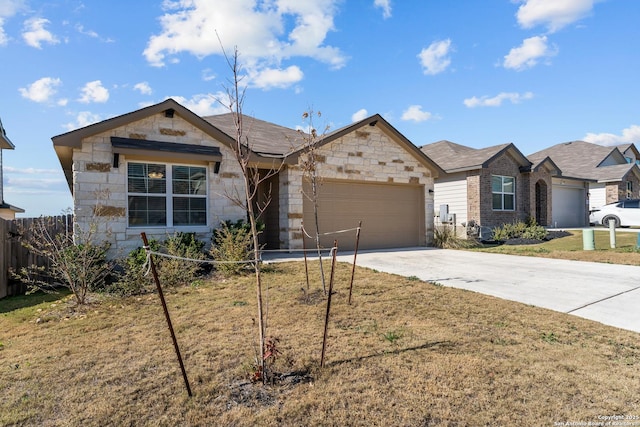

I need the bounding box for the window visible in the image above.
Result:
[626,181,633,199]
[492,175,515,211]
[127,162,207,227]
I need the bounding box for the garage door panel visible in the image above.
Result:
[302,180,424,250]
[552,185,586,228]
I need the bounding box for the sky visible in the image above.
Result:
[1,0,639,217]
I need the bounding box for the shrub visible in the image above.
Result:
[110,232,206,295]
[492,220,548,242]
[433,225,480,249]
[210,220,257,275]
[160,232,206,285]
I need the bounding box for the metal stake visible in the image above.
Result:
[320,240,338,368]
[348,221,362,305]
[141,232,192,397]
[302,222,310,290]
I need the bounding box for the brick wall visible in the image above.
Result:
[478,153,530,227]
[607,171,640,204]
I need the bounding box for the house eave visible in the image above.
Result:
[0,202,25,213]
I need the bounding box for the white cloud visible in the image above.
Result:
[250,65,303,89]
[351,109,368,122]
[516,0,596,33]
[75,24,98,38]
[22,17,59,49]
[134,81,153,95]
[503,35,557,71]
[75,23,114,43]
[401,105,433,122]
[78,80,109,103]
[0,0,25,45]
[4,166,62,175]
[463,91,534,108]
[18,77,62,103]
[202,68,216,81]
[143,0,346,89]
[63,111,104,131]
[583,125,640,146]
[374,0,392,19]
[169,93,230,116]
[418,39,452,75]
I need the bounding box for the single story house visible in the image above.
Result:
[421,140,559,236]
[0,117,24,220]
[528,141,640,227]
[52,99,442,256]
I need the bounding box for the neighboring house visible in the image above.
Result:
[528,141,640,227]
[52,99,441,256]
[421,140,559,235]
[0,118,25,220]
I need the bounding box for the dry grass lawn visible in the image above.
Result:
[1,260,640,426]
[477,229,640,265]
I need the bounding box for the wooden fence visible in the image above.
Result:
[0,214,73,298]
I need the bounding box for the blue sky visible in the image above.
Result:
[1,0,639,216]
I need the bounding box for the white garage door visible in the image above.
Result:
[552,185,586,228]
[302,179,425,250]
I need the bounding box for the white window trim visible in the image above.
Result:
[492,175,516,211]
[126,160,209,228]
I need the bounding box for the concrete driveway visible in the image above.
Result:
[322,248,640,334]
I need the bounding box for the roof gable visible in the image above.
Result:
[528,140,632,181]
[421,140,531,173]
[300,114,444,176]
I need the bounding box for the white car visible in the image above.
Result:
[589,199,640,227]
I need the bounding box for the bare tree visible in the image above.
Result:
[15,194,114,305]
[218,46,285,382]
[299,110,330,294]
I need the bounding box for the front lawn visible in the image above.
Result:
[1,261,638,426]
[476,229,640,265]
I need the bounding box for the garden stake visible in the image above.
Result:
[140,232,193,398]
[301,222,310,290]
[348,221,362,305]
[320,240,338,368]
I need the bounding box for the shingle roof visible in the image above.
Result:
[420,140,530,173]
[527,140,634,182]
[206,112,444,175]
[203,113,304,156]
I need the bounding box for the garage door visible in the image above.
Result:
[552,185,586,228]
[302,179,425,250]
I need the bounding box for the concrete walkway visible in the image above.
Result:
[265,248,640,333]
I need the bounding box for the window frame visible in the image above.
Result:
[126,161,209,228]
[491,175,516,211]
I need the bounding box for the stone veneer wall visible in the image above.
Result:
[72,112,246,256]
[279,125,436,249]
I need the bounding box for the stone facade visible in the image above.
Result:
[279,125,436,249]
[72,112,246,256]
[70,111,437,256]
